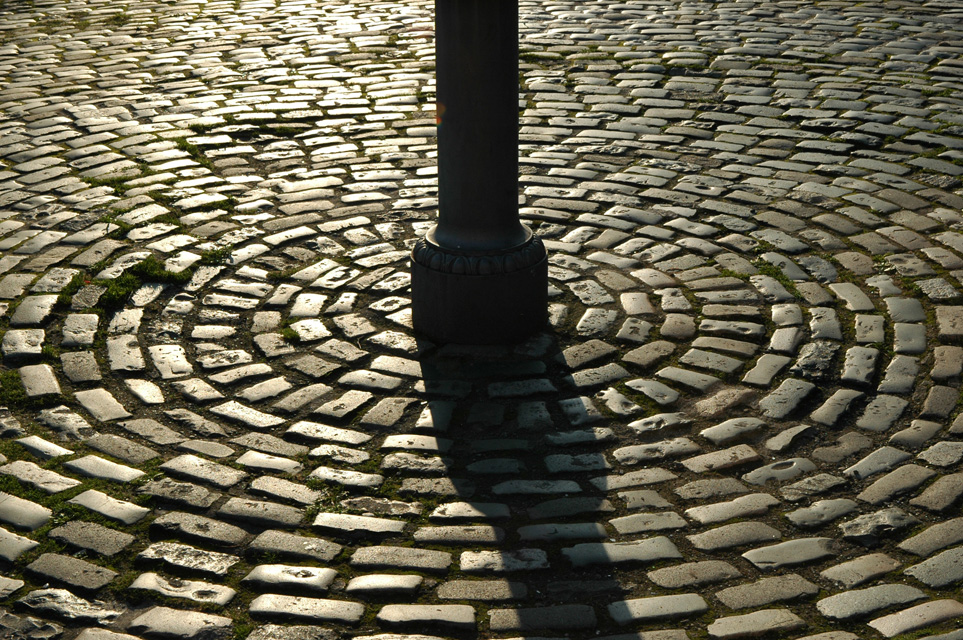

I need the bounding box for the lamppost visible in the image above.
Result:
[410,0,548,345]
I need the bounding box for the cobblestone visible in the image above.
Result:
[0,2,960,638]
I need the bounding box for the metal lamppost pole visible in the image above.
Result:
[410,0,548,345]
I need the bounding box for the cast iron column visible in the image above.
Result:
[411,0,548,344]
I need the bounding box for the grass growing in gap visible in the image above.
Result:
[0,370,27,407]
[127,255,194,285]
[85,255,194,312]
[199,246,233,265]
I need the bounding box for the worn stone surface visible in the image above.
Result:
[716,574,819,610]
[242,565,336,593]
[249,595,365,625]
[817,584,926,620]
[25,553,117,592]
[127,606,232,639]
[138,541,240,576]
[131,572,236,606]
[821,554,903,589]
[609,594,708,625]
[17,589,123,624]
[707,609,807,638]
[489,604,595,631]
[49,521,135,556]
[868,600,963,638]
[376,604,475,631]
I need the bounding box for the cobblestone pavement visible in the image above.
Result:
[1,0,963,639]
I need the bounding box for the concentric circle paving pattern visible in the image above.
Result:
[1,1,963,639]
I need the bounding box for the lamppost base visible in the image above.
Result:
[411,234,548,345]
